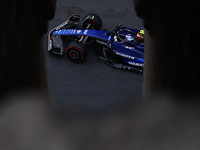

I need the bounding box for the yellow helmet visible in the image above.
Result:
[139,30,145,36]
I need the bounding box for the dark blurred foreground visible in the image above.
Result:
[1,93,200,150]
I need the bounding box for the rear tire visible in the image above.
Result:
[65,41,88,63]
[81,14,102,30]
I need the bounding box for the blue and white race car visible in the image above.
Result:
[48,14,144,73]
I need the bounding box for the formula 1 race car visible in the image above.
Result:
[48,14,144,73]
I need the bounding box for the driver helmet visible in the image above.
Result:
[139,30,145,36]
[125,34,134,41]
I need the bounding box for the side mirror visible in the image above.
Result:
[107,41,112,48]
[107,35,114,48]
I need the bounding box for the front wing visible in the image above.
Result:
[48,14,80,55]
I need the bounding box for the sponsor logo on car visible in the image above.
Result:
[96,40,107,46]
[128,61,143,67]
[56,30,61,34]
[115,52,135,60]
[83,30,88,34]
[125,46,135,50]
[65,29,76,34]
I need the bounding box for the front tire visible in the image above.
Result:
[65,41,88,63]
[81,14,102,30]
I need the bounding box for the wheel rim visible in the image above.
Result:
[69,50,80,60]
[66,45,85,63]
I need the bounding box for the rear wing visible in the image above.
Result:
[47,14,80,55]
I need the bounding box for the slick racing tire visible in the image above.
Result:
[81,14,102,30]
[65,41,88,63]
